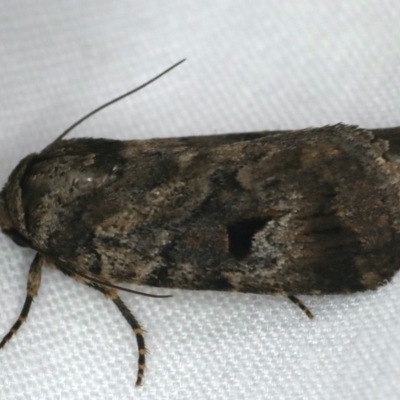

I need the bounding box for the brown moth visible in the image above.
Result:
[1,60,400,386]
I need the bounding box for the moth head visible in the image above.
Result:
[0,153,36,248]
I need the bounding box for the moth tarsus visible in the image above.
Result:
[0,253,41,350]
[1,60,400,387]
[287,295,314,319]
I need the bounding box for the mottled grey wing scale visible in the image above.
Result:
[23,125,400,296]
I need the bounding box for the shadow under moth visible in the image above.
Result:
[1,60,400,386]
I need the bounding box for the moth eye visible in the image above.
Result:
[227,217,269,259]
[3,228,32,248]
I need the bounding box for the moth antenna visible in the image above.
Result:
[61,263,172,298]
[52,59,186,144]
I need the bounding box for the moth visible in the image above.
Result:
[1,60,400,386]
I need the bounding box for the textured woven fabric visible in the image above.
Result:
[1,1,400,399]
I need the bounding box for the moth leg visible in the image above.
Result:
[87,285,146,386]
[0,253,42,349]
[287,295,314,319]
[111,293,147,386]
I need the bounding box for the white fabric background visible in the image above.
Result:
[0,1,399,399]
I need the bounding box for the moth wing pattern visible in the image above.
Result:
[11,124,400,296]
